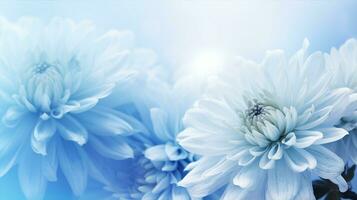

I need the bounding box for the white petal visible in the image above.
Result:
[262,120,280,141]
[183,107,234,135]
[330,175,348,192]
[314,127,348,145]
[179,157,234,198]
[178,128,236,156]
[268,143,283,160]
[293,130,323,148]
[309,145,345,180]
[31,119,56,156]
[74,83,115,101]
[233,163,264,189]
[221,184,250,200]
[281,132,296,146]
[165,143,187,161]
[266,161,300,200]
[33,119,56,141]
[145,145,168,161]
[284,148,316,172]
[68,98,98,114]
[259,150,275,169]
[58,115,88,145]
[296,106,332,130]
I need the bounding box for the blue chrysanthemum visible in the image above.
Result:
[178,40,351,200]
[326,38,357,165]
[0,18,152,199]
[91,76,207,200]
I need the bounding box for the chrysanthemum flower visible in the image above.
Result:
[178,40,351,200]
[92,76,207,200]
[325,38,357,164]
[0,18,150,199]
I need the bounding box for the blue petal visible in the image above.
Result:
[58,141,87,195]
[150,108,172,140]
[171,186,190,200]
[18,151,47,200]
[41,139,58,181]
[1,106,26,128]
[78,107,134,136]
[89,136,134,160]
[309,145,346,189]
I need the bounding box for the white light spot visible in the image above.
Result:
[183,49,225,78]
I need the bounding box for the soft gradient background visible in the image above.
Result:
[0,0,356,199]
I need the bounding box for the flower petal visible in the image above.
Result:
[221,184,250,200]
[41,140,58,182]
[89,135,134,160]
[293,130,323,148]
[165,143,187,161]
[309,145,345,180]
[58,115,88,145]
[58,141,87,195]
[284,148,316,172]
[31,119,56,155]
[314,127,348,145]
[78,107,134,136]
[1,106,26,128]
[266,161,300,200]
[171,186,190,200]
[233,163,264,189]
[18,151,47,200]
[150,108,172,141]
[145,145,168,161]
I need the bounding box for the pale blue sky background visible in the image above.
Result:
[0,0,356,199]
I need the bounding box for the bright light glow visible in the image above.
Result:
[182,49,225,78]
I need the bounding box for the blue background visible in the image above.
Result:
[0,0,357,199]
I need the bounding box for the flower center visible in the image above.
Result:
[247,103,265,119]
[33,62,52,74]
[244,100,274,126]
[21,61,66,113]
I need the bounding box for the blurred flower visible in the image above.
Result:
[95,76,208,200]
[0,17,151,199]
[326,39,357,164]
[178,40,351,200]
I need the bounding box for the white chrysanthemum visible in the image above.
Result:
[325,38,357,164]
[0,18,152,200]
[178,40,351,200]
